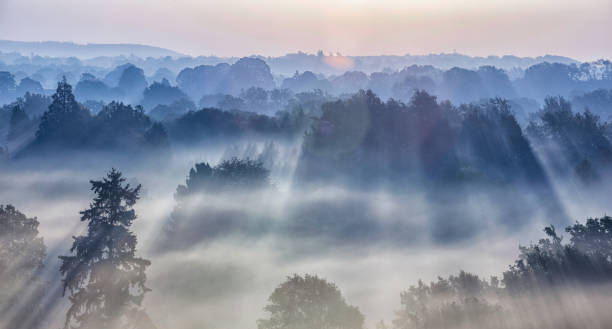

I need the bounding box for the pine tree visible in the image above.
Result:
[35,77,90,147]
[59,169,155,329]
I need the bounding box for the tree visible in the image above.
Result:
[160,158,272,249]
[502,217,612,293]
[117,66,147,103]
[16,77,44,96]
[394,271,501,329]
[240,87,269,113]
[176,158,270,197]
[34,77,91,148]
[269,88,293,112]
[148,98,195,122]
[566,216,612,260]
[89,102,152,150]
[439,67,488,104]
[140,79,190,111]
[526,97,612,177]
[74,74,117,104]
[217,94,245,111]
[0,71,16,103]
[19,92,52,118]
[59,169,154,329]
[258,274,364,329]
[8,104,30,141]
[144,122,169,149]
[0,205,47,329]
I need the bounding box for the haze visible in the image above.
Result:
[1,0,611,60]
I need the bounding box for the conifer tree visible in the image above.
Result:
[59,169,155,329]
[35,77,90,147]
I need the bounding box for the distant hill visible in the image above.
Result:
[0,40,184,58]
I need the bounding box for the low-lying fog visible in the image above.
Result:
[2,141,610,329]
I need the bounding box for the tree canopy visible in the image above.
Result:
[258,274,364,329]
[0,204,47,329]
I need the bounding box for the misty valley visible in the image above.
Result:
[2,46,612,329]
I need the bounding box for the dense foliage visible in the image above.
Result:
[297,90,547,187]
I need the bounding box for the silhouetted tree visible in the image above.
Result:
[140,79,190,110]
[16,77,44,97]
[503,217,612,293]
[0,72,16,103]
[117,66,147,103]
[8,105,30,141]
[148,98,195,122]
[281,71,331,94]
[240,87,269,113]
[89,102,152,150]
[218,94,245,111]
[161,158,271,249]
[176,158,269,196]
[526,97,612,177]
[572,88,612,120]
[439,67,488,104]
[144,122,169,149]
[19,92,52,118]
[59,169,155,329]
[34,77,91,149]
[258,274,364,329]
[269,88,293,112]
[74,74,118,104]
[394,271,501,329]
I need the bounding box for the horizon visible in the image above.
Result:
[0,39,593,62]
[1,0,611,61]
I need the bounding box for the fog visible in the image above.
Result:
[1,134,611,329]
[2,32,612,328]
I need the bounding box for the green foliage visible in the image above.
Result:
[258,274,364,329]
[59,169,154,329]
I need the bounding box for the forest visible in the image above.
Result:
[2,46,612,329]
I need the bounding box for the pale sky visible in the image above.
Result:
[0,0,611,61]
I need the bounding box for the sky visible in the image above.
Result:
[0,0,611,61]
